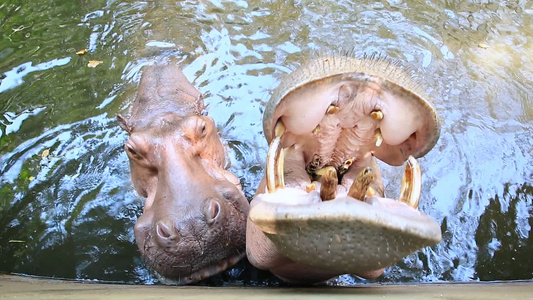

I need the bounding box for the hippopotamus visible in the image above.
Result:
[246,55,443,284]
[117,65,249,284]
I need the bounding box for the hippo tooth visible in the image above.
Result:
[274,119,286,137]
[348,167,374,201]
[266,135,284,193]
[276,147,285,189]
[371,110,384,120]
[398,156,421,209]
[312,125,321,135]
[338,157,355,176]
[306,182,316,193]
[375,129,383,147]
[326,105,340,114]
[366,186,376,197]
[318,166,337,201]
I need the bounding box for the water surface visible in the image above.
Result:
[0,0,531,284]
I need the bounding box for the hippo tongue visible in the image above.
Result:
[249,195,441,274]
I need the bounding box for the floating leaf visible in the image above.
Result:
[9,240,26,243]
[76,49,87,55]
[29,176,35,181]
[87,60,103,68]
[478,43,489,49]
[41,149,49,159]
[71,173,79,179]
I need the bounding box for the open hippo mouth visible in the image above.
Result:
[246,55,442,283]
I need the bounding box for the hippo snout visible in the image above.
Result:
[136,199,221,246]
[132,175,247,283]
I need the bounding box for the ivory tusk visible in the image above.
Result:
[266,121,286,193]
[398,155,421,209]
[274,120,286,137]
[276,146,285,189]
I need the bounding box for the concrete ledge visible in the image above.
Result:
[1,274,532,300]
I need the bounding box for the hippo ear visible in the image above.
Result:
[116,114,132,133]
[195,94,206,115]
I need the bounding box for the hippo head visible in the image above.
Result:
[246,55,442,284]
[118,66,248,283]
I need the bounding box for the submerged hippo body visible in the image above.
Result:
[247,55,442,284]
[118,66,249,284]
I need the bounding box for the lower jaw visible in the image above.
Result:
[154,252,246,285]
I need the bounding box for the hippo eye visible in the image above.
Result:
[200,121,207,136]
[126,145,142,159]
[195,119,207,139]
[184,117,209,142]
[221,189,236,202]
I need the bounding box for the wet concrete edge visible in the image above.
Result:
[1,274,533,300]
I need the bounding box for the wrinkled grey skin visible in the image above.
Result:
[118,66,249,284]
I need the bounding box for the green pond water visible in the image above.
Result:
[0,0,531,285]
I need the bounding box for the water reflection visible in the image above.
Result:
[0,114,142,281]
[0,58,71,93]
[0,0,532,284]
[476,183,532,281]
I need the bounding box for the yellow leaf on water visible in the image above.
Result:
[29,176,35,181]
[87,60,103,68]
[9,240,26,243]
[41,149,49,159]
[76,49,87,55]
[478,43,489,49]
[72,173,79,179]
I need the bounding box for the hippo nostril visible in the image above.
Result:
[156,221,178,241]
[207,199,221,224]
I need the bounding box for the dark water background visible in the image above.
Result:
[0,0,531,285]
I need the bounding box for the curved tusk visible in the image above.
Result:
[398,155,421,209]
[266,136,285,193]
[266,121,286,193]
[348,167,374,200]
[276,146,285,189]
[319,166,337,201]
[274,119,286,137]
